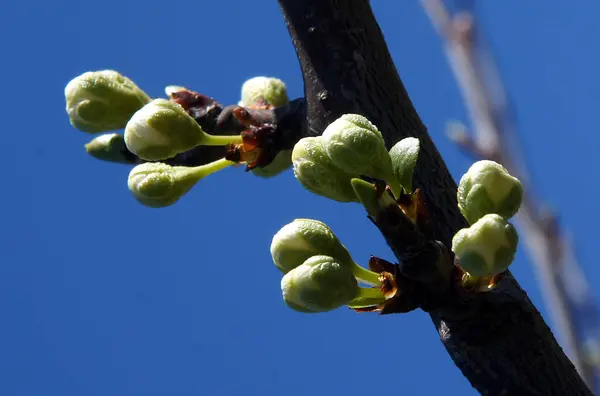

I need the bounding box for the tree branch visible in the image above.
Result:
[277,0,592,394]
[422,0,600,388]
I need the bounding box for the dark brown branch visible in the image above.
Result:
[277,0,592,394]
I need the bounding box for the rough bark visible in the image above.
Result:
[277,0,593,395]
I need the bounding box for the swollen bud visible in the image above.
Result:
[124,99,205,161]
[452,214,519,277]
[239,76,288,109]
[281,255,359,313]
[125,99,243,162]
[321,114,401,197]
[127,158,233,208]
[457,160,523,224]
[270,219,353,274]
[291,137,357,202]
[389,137,420,193]
[65,70,151,133]
[84,133,133,164]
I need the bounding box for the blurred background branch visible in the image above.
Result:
[422,0,600,391]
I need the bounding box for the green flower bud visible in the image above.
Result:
[65,70,151,133]
[127,158,233,208]
[281,255,359,313]
[251,150,292,178]
[239,76,288,108]
[457,160,523,224]
[270,219,353,273]
[452,214,519,277]
[291,137,357,202]
[84,133,134,164]
[270,218,382,285]
[321,114,401,198]
[389,137,420,193]
[124,99,242,161]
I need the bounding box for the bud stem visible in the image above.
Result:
[202,134,244,147]
[347,287,387,308]
[179,157,235,183]
[351,263,382,286]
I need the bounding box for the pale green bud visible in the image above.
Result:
[389,137,420,193]
[127,158,233,208]
[124,99,204,161]
[251,150,292,178]
[281,255,359,313]
[270,219,353,274]
[291,137,357,202]
[239,76,288,108]
[452,214,519,277]
[458,160,523,224]
[125,99,242,162]
[84,133,133,164]
[321,114,401,197]
[65,70,151,133]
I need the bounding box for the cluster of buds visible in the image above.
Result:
[271,219,390,312]
[452,160,523,287]
[292,114,420,204]
[65,71,292,207]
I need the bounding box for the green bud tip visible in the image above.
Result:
[127,158,233,208]
[291,137,358,203]
[457,160,523,224]
[239,76,288,108]
[281,255,360,313]
[452,213,519,277]
[65,70,151,134]
[389,137,420,193]
[84,133,132,164]
[251,150,292,178]
[124,99,243,161]
[321,114,402,198]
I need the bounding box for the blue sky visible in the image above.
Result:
[1,1,599,395]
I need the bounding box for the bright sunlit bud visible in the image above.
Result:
[389,137,420,193]
[164,85,187,97]
[270,219,353,274]
[84,133,133,164]
[321,114,401,198]
[65,70,151,133]
[127,158,233,208]
[452,214,519,277]
[457,160,523,224]
[124,99,242,161]
[239,76,288,109]
[270,218,382,285]
[281,255,359,313]
[251,150,292,178]
[291,137,357,202]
